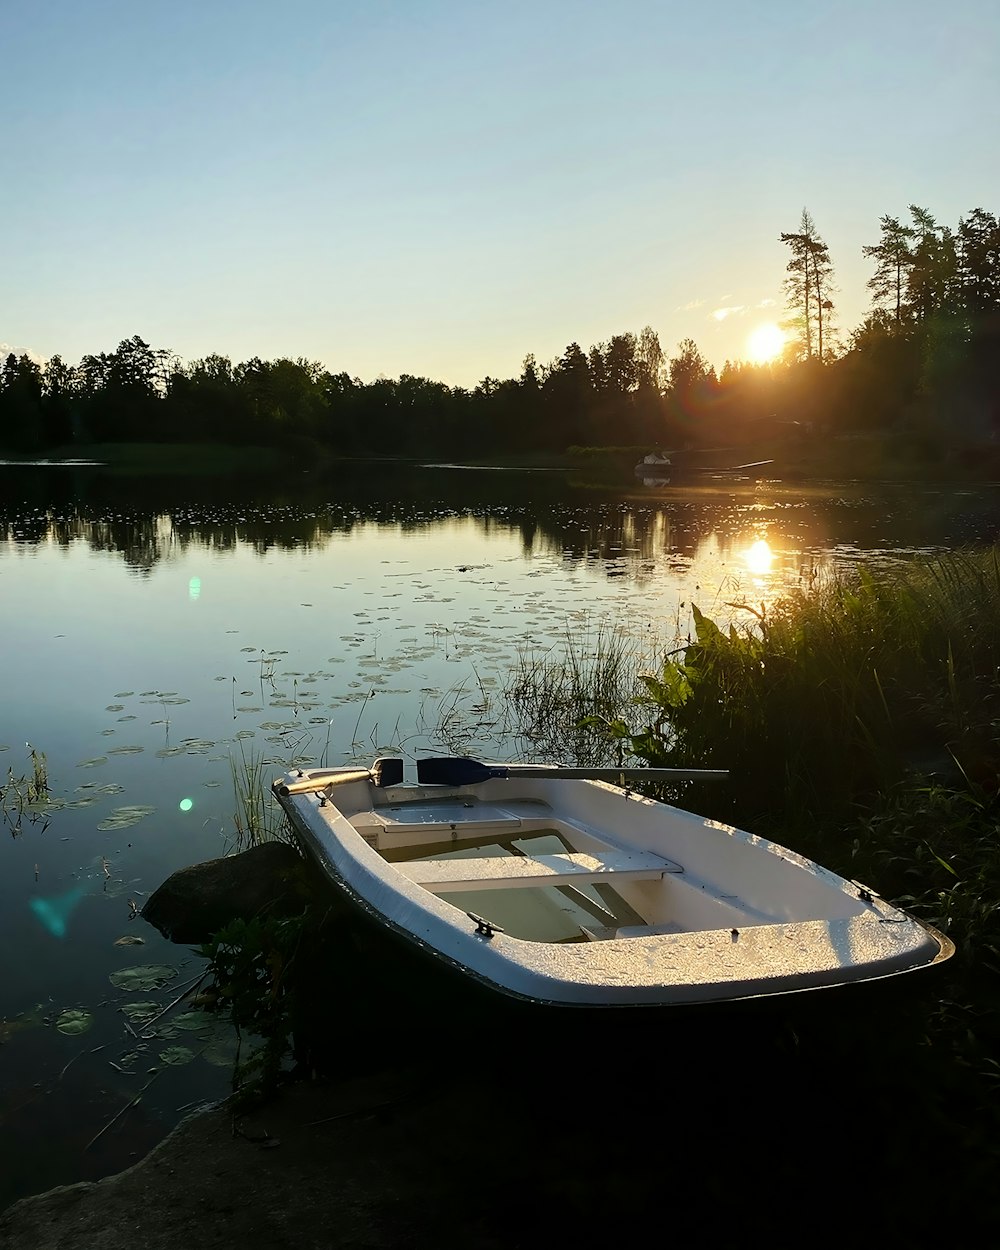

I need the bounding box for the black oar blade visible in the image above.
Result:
[416,757,502,786]
[372,757,405,787]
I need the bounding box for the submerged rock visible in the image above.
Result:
[142,841,318,943]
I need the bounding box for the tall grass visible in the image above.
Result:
[229,744,291,849]
[503,625,662,765]
[606,551,1000,826]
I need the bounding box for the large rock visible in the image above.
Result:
[142,841,318,943]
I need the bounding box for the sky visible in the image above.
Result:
[3,0,999,387]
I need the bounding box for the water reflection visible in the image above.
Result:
[3,467,998,587]
[744,538,774,577]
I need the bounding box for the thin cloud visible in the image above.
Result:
[757,298,776,308]
[0,342,46,366]
[711,305,746,322]
[678,299,706,311]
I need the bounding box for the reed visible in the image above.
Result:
[229,743,291,849]
[1,745,53,835]
[503,624,660,765]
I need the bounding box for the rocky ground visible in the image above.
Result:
[1,1007,976,1249]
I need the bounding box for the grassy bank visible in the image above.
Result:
[509,550,1000,1187]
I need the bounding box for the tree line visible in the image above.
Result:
[2,202,997,460]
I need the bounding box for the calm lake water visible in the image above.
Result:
[2,461,999,1205]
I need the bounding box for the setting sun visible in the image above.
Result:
[747,323,785,364]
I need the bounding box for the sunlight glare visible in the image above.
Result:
[744,539,774,575]
[747,323,785,364]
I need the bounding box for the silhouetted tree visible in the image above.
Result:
[780,208,835,360]
[863,215,915,323]
[906,206,957,324]
[0,353,44,450]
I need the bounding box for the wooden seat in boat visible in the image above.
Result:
[394,849,673,893]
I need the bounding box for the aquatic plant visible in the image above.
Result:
[503,624,661,766]
[1,744,54,836]
[229,743,290,849]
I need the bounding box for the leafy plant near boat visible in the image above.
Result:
[198,908,337,1099]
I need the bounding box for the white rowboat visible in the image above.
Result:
[273,761,953,1008]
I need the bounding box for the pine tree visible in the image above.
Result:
[862,215,915,323]
[780,209,836,360]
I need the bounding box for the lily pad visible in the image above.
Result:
[167,1010,215,1035]
[98,805,155,831]
[56,1008,94,1036]
[121,1000,161,1024]
[201,1036,239,1067]
[158,1045,194,1066]
[114,934,145,947]
[110,964,178,992]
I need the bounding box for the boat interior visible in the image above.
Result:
[344,789,870,945]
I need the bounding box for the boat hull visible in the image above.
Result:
[275,768,953,1010]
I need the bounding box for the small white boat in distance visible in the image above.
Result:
[634,451,672,476]
[273,758,953,1009]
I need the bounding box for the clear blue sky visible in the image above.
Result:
[3,0,998,385]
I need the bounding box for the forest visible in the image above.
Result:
[2,204,998,462]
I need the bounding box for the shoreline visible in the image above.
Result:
[2,433,999,483]
[2,1028,962,1247]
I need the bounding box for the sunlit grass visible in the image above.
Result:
[594,550,1000,826]
[502,624,665,765]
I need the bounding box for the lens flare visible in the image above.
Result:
[29,886,85,938]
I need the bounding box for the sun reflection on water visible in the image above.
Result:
[744,538,774,576]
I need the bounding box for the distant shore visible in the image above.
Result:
[2,432,999,482]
